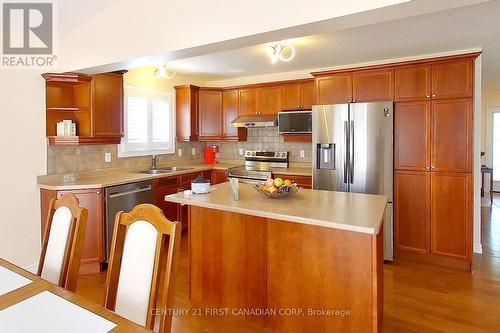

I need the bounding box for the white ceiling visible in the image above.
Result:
[161,0,500,89]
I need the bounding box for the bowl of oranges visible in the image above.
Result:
[253,177,300,199]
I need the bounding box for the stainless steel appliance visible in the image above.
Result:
[278,110,312,134]
[232,115,277,128]
[312,102,394,260]
[227,150,288,184]
[104,180,154,262]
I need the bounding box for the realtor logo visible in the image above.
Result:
[1,1,56,67]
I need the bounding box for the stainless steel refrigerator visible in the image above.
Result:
[312,102,394,260]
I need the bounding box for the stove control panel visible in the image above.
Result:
[244,150,288,160]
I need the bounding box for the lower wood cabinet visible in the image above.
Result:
[431,172,472,259]
[395,170,472,269]
[272,174,312,189]
[211,169,228,184]
[41,188,104,274]
[395,171,430,254]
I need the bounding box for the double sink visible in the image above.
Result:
[139,167,193,175]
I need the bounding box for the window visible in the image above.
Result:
[119,85,174,157]
[493,111,500,181]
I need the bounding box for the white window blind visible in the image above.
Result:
[119,86,174,157]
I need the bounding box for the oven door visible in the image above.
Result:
[228,176,266,185]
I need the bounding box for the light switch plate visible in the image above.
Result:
[239,148,244,156]
[178,148,183,156]
[191,148,196,155]
[104,152,111,163]
[300,149,305,158]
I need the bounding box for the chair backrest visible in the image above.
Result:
[104,204,181,333]
[38,193,88,292]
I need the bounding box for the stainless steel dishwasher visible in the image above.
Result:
[104,180,154,262]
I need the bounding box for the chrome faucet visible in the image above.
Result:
[151,155,157,170]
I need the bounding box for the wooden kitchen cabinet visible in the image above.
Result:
[315,73,352,104]
[352,68,394,102]
[222,90,239,137]
[281,80,314,110]
[91,73,124,138]
[238,88,259,116]
[394,101,430,171]
[44,72,125,145]
[272,174,312,189]
[258,85,281,115]
[153,176,181,224]
[395,64,431,102]
[175,85,200,142]
[198,89,223,139]
[431,173,471,259]
[431,99,472,172]
[431,59,473,100]
[394,171,430,254]
[56,188,104,274]
[212,170,228,184]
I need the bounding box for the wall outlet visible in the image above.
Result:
[178,148,183,156]
[300,149,305,158]
[239,148,244,156]
[191,148,196,155]
[104,152,112,163]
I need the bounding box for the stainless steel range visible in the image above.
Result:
[228,150,289,184]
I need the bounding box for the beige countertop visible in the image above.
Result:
[165,183,387,235]
[37,161,313,191]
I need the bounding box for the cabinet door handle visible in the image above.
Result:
[426,95,431,99]
[425,166,430,171]
[431,165,436,170]
[96,190,101,194]
[352,100,356,103]
[432,94,437,98]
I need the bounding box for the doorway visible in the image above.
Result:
[492,108,500,192]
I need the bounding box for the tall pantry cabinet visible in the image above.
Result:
[394,56,475,270]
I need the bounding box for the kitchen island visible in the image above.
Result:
[165,183,387,333]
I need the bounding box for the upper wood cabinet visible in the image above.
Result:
[198,89,223,139]
[352,68,394,102]
[395,59,473,101]
[431,59,473,100]
[281,80,314,110]
[431,172,471,259]
[238,88,259,116]
[431,99,472,172]
[395,65,431,102]
[44,72,125,145]
[222,90,238,137]
[315,73,352,105]
[395,171,430,254]
[258,85,281,115]
[91,73,124,138]
[175,85,199,142]
[394,101,430,171]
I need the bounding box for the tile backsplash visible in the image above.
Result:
[47,142,207,174]
[208,127,312,163]
[47,128,311,174]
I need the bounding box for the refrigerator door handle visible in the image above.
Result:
[350,120,354,184]
[344,120,348,184]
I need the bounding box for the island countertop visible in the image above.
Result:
[165,182,387,234]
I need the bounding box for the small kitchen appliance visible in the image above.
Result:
[204,145,219,164]
[191,175,211,194]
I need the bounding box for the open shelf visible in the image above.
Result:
[47,136,122,146]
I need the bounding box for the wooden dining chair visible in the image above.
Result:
[38,193,88,292]
[104,204,182,333]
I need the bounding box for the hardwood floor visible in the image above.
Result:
[77,198,500,332]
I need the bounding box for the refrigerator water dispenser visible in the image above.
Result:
[317,144,335,170]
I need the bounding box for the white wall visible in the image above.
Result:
[0,70,46,270]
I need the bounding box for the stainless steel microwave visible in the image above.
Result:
[278,110,312,134]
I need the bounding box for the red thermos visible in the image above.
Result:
[204,145,219,164]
